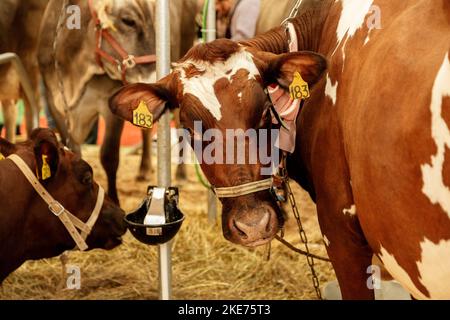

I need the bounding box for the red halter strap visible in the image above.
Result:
[88,0,157,84]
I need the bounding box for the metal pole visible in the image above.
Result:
[206,0,216,43]
[155,0,172,301]
[205,0,218,224]
[0,53,39,129]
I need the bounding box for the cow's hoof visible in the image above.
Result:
[175,167,187,181]
[136,170,152,182]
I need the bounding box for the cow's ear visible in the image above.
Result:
[31,129,60,181]
[258,51,327,89]
[108,75,178,126]
[0,138,15,158]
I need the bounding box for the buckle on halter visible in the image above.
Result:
[49,201,65,217]
[122,55,136,69]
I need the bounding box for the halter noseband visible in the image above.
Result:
[213,178,274,198]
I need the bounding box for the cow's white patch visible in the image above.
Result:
[421,54,450,219]
[175,49,260,121]
[325,74,338,105]
[238,92,243,103]
[342,204,356,216]
[417,238,450,299]
[380,239,450,299]
[378,246,427,299]
[363,34,371,46]
[333,0,374,61]
[323,235,330,247]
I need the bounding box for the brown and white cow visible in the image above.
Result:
[0,128,126,282]
[38,0,198,203]
[108,0,450,300]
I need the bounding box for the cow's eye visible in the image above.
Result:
[121,17,136,28]
[81,172,93,186]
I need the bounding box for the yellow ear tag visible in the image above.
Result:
[0,153,5,161]
[289,71,310,100]
[133,100,153,129]
[41,155,52,180]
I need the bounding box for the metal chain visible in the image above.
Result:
[281,0,304,25]
[285,178,323,300]
[52,0,72,146]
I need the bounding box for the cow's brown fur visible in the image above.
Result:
[0,128,126,282]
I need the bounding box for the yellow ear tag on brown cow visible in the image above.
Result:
[289,72,310,100]
[41,155,51,180]
[0,153,5,161]
[132,100,153,129]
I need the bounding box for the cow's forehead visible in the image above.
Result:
[98,0,154,16]
[173,49,261,121]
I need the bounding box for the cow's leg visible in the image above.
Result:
[175,158,187,180]
[318,206,374,300]
[101,111,124,204]
[23,95,36,137]
[1,100,17,143]
[137,129,153,181]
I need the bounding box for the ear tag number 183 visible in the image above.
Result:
[133,100,153,129]
[289,72,310,100]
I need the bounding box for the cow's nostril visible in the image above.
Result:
[233,220,249,239]
[233,211,271,240]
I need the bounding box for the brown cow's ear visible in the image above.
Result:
[0,138,15,158]
[32,129,60,181]
[109,74,178,127]
[259,51,327,90]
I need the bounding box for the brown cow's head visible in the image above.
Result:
[0,129,126,258]
[109,39,326,247]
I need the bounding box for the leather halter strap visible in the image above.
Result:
[7,154,105,251]
[88,0,156,84]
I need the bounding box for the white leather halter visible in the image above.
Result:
[213,178,273,198]
[7,154,105,251]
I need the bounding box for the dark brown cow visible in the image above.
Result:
[0,128,126,282]
[108,0,450,299]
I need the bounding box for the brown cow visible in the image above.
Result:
[38,0,198,203]
[108,0,450,300]
[0,128,126,282]
[0,0,49,142]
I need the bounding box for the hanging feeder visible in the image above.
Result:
[125,186,185,245]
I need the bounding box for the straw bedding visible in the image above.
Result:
[0,145,336,300]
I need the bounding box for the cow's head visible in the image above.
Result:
[0,129,126,257]
[91,0,158,83]
[109,39,326,247]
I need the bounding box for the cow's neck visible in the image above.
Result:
[241,0,335,54]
